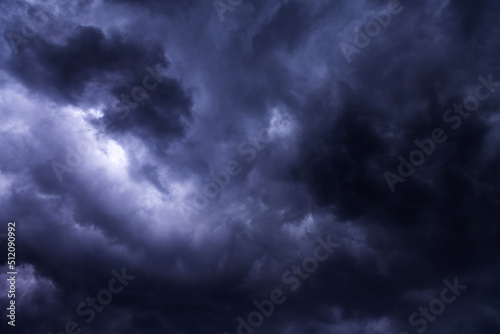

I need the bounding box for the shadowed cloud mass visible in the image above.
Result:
[1,0,500,333]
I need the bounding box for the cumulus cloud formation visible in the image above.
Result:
[0,0,500,333]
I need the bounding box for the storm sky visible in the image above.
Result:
[1,0,500,333]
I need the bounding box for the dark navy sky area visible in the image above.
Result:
[1,0,500,333]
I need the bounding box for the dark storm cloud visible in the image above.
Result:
[3,20,193,146]
[1,0,500,333]
[6,26,159,101]
[285,0,500,332]
[106,0,197,17]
